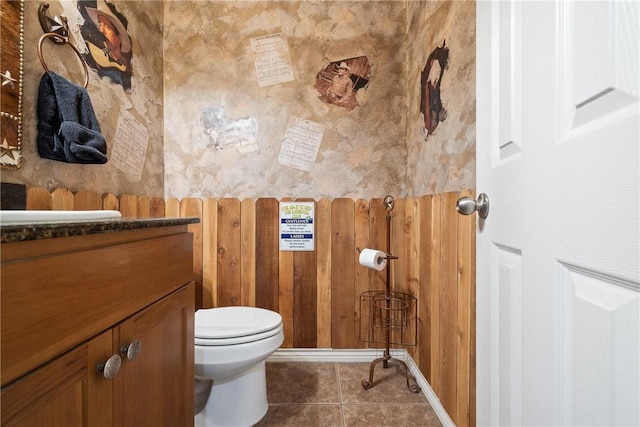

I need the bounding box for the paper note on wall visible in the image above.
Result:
[111,108,149,180]
[278,116,324,171]
[250,33,295,87]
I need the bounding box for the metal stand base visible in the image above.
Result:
[361,351,421,393]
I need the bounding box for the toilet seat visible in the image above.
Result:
[195,306,283,346]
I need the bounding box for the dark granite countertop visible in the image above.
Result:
[1,217,200,244]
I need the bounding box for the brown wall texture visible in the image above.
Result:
[3,1,475,200]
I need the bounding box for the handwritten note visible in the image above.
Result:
[278,117,324,171]
[111,109,149,180]
[250,33,295,87]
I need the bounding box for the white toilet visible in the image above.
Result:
[194,306,284,427]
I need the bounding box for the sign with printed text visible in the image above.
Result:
[279,202,314,251]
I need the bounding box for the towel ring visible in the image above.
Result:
[38,32,89,88]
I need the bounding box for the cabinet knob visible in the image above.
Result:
[120,339,142,361]
[96,354,122,379]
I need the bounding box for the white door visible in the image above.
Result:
[475,0,639,426]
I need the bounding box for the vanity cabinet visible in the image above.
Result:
[1,223,196,426]
[1,328,114,426]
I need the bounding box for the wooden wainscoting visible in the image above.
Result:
[23,187,476,427]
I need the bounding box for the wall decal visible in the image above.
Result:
[315,56,371,110]
[200,106,258,153]
[278,116,324,171]
[111,108,148,180]
[78,0,133,90]
[420,40,449,135]
[250,33,295,87]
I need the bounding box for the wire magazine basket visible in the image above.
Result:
[359,290,417,347]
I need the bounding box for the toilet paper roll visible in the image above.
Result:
[359,248,387,271]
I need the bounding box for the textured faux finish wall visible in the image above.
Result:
[3,0,164,197]
[406,1,476,196]
[163,1,408,200]
[5,1,475,201]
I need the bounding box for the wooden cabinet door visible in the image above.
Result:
[114,283,195,427]
[0,330,114,427]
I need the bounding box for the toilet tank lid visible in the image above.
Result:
[195,306,282,339]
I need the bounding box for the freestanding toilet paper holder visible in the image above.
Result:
[357,195,420,393]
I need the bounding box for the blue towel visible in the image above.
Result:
[37,71,108,164]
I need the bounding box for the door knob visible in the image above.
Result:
[456,193,490,218]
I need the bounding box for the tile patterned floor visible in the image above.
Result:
[255,362,443,427]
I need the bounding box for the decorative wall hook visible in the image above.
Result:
[38,3,68,43]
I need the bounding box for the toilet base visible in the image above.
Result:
[195,361,268,427]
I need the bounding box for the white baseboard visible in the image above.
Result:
[403,353,456,427]
[268,348,455,427]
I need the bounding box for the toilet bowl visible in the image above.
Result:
[194,306,284,427]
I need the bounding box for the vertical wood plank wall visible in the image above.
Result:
[23,187,476,427]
